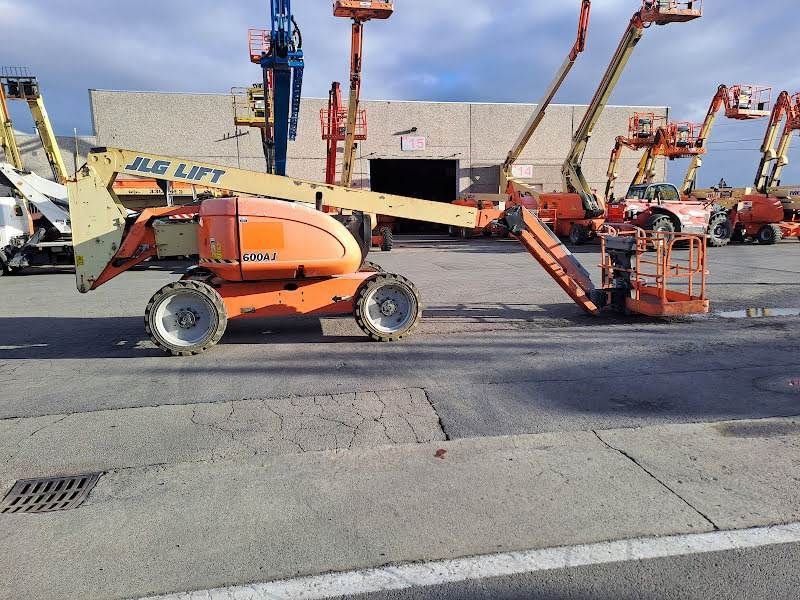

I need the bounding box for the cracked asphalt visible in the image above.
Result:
[0,236,797,451]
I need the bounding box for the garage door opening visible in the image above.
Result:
[370,159,458,233]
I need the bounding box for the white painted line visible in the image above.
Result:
[139,523,800,600]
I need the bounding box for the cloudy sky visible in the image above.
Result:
[2,0,798,188]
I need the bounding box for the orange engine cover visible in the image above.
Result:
[198,197,363,282]
[537,193,592,221]
[737,195,784,225]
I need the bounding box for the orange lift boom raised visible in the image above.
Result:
[681,84,771,196]
[334,1,394,188]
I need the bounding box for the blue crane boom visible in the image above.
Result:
[258,0,304,176]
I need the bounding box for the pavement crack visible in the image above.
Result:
[593,430,719,531]
[422,388,451,441]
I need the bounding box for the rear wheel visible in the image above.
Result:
[354,274,421,342]
[145,280,227,356]
[756,224,782,245]
[380,227,394,252]
[707,212,732,247]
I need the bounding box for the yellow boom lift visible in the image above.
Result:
[0,68,73,274]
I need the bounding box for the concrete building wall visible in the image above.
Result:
[88,90,667,199]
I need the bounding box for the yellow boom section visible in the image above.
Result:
[0,79,23,169]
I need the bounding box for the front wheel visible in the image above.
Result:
[647,214,676,234]
[756,224,782,245]
[145,280,228,356]
[707,212,732,247]
[354,274,422,342]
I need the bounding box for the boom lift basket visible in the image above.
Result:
[629,113,666,146]
[333,1,394,20]
[248,29,272,63]
[321,107,367,141]
[639,0,703,24]
[599,225,709,316]
[726,85,772,119]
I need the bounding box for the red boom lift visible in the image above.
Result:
[733,91,800,243]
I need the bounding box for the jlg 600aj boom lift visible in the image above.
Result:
[504,0,702,245]
[68,148,709,355]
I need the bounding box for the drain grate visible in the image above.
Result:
[1,473,103,514]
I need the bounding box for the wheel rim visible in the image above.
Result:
[363,283,417,334]
[153,290,217,347]
[712,221,730,240]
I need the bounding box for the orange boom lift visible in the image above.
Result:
[67,147,709,355]
[322,1,395,250]
[732,91,800,244]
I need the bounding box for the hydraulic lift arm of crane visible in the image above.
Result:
[562,1,702,217]
[766,92,800,189]
[0,70,69,183]
[500,0,591,194]
[0,78,23,170]
[753,91,794,194]
[681,84,771,196]
[336,1,394,188]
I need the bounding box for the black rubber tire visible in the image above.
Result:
[380,228,394,252]
[360,260,385,273]
[756,224,782,245]
[707,212,732,247]
[354,273,422,342]
[144,280,228,356]
[646,214,676,234]
[447,226,458,238]
[569,224,587,245]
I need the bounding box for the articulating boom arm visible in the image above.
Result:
[0,76,23,170]
[258,0,304,176]
[0,69,70,182]
[754,91,793,194]
[767,92,800,189]
[562,1,702,214]
[681,84,771,195]
[337,1,393,188]
[500,0,591,192]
